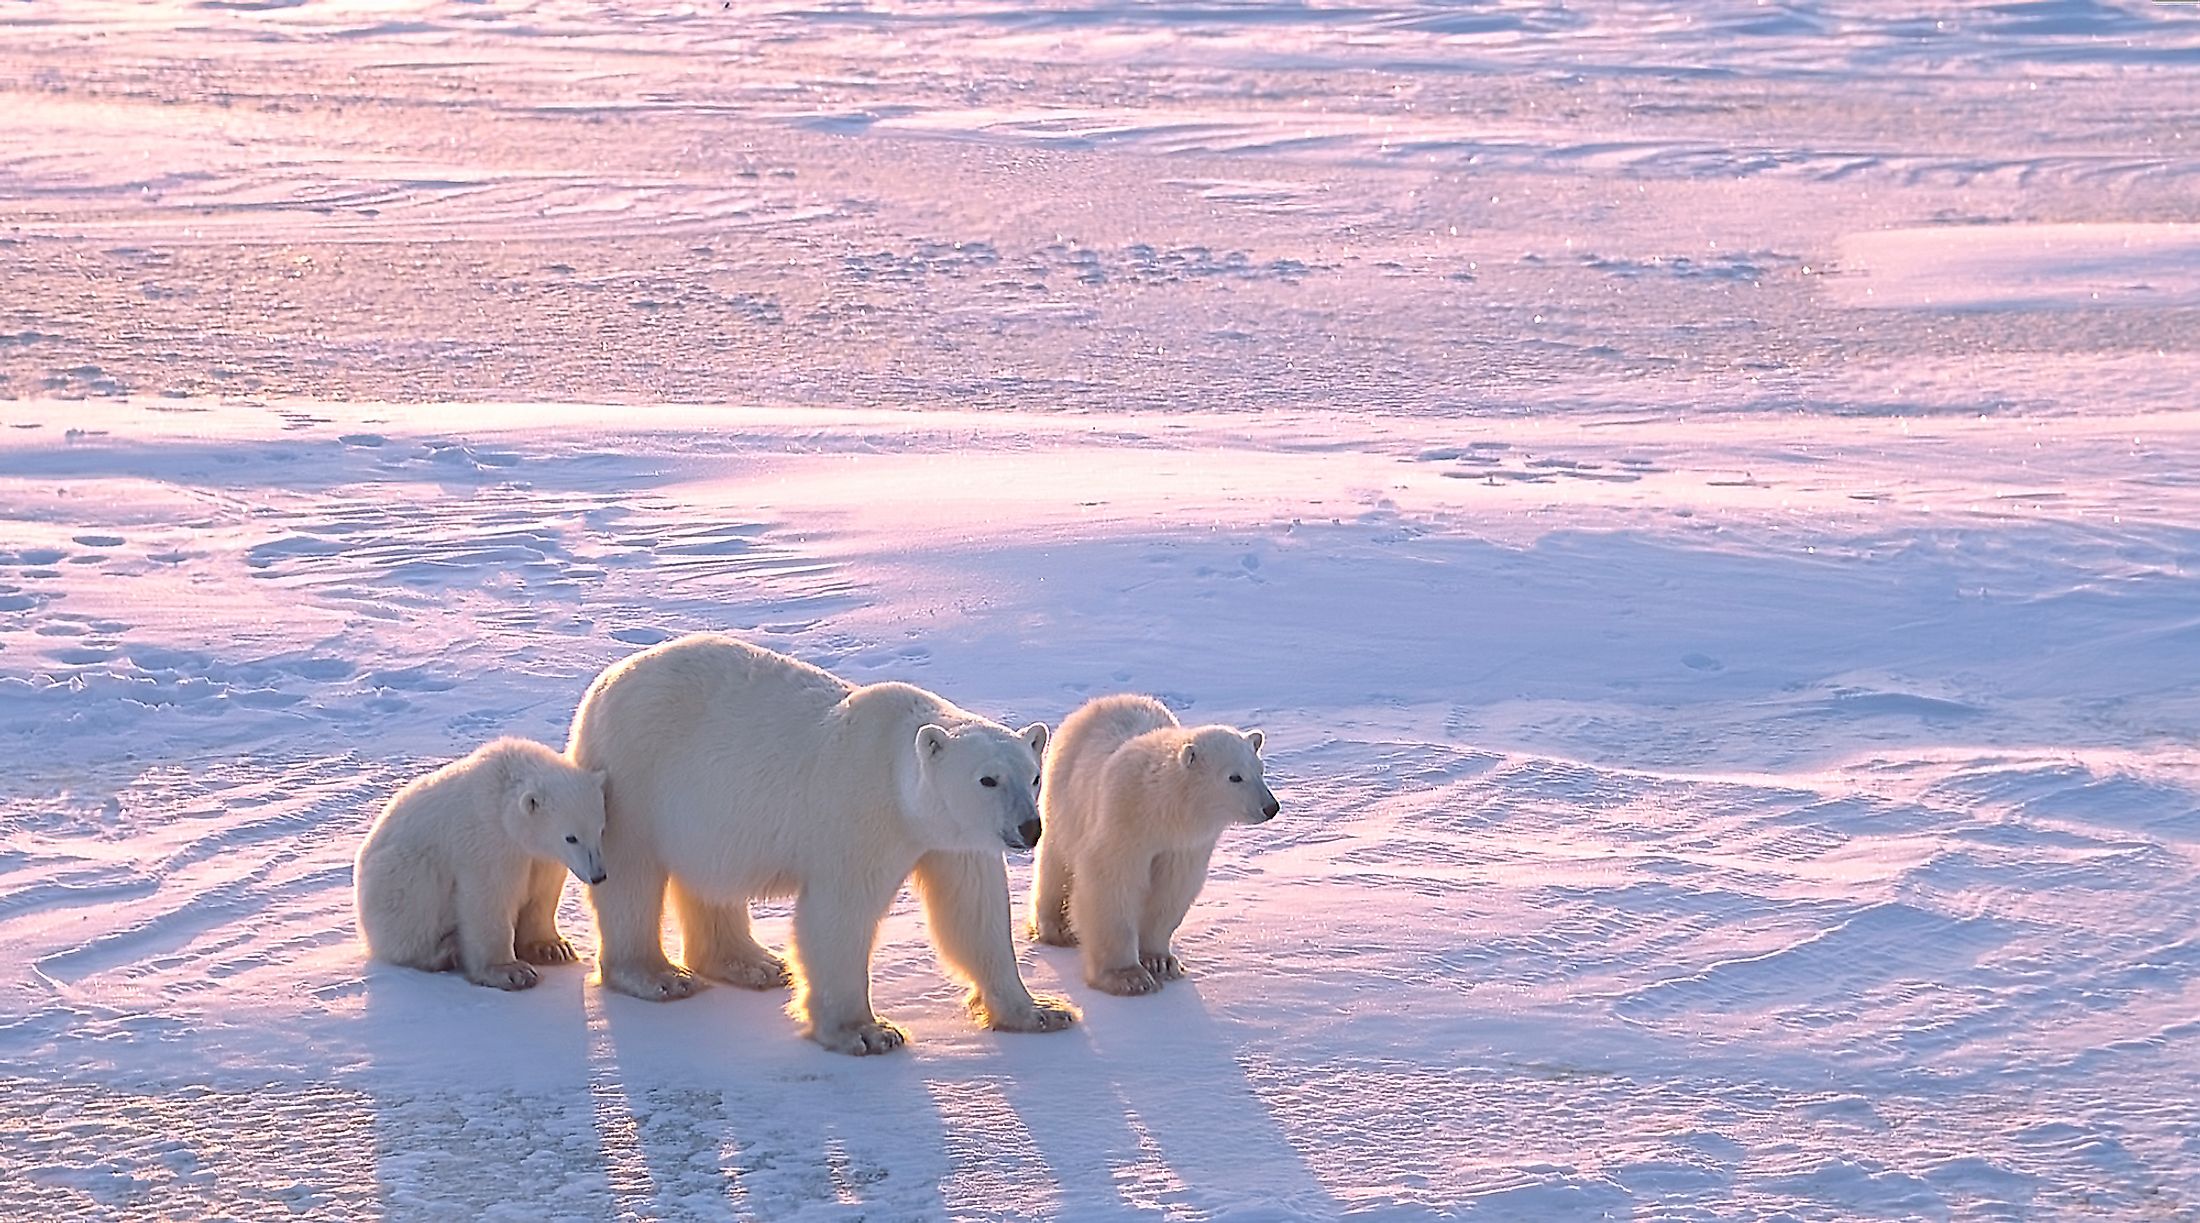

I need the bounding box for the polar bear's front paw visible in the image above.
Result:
[818,1018,907,1056]
[605,965,700,1001]
[1090,964,1161,996]
[518,937,579,966]
[1030,920,1077,948]
[699,954,791,991]
[1139,952,1185,981]
[469,960,541,991]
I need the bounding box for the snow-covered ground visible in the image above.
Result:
[4,2,2198,1219]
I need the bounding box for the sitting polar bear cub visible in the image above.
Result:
[355,738,608,990]
[1030,694,1279,995]
[568,633,1077,1055]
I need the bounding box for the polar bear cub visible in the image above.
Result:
[1030,694,1279,995]
[568,633,1077,1055]
[355,738,608,991]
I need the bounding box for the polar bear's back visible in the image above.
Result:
[575,634,852,740]
[567,634,901,883]
[1042,694,1178,843]
[364,736,561,852]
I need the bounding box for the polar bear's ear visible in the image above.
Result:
[520,789,543,817]
[916,724,951,760]
[1246,730,1264,754]
[591,769,609,787]
[1179,742,1198,768]
[1019,722,1049,759]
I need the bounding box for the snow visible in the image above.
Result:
[3,1,2199,1219]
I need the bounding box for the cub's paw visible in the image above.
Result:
[518,937,579,966]
[1139,952,1185,981]
[1030,921,1077,948]
[1089,964,1161,997]
[699,954,791,991]
[603,965,700,1002]
[818,1019,907,1056]
[980,994,1079,1033]
[469,960,541,991]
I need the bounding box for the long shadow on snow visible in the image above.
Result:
[589,982,957,1218]
[356,960,602,1216]
[997,968,1353,1220]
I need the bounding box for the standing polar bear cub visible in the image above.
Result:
[355,738,608,990]
[1031,694,1279,996]
[568,634,1076,1055]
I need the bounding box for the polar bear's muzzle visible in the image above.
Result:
[566,846,609,887]
[1004,816,1044,852]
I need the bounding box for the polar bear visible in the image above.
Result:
[355,738,609,990]
[1029,695,1278,996]
[567,634,1077,1055]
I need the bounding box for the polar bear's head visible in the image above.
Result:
[1178,726,1279,828]
[505,762,610,886]
[911,720,1050,852]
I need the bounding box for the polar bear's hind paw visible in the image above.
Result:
[820,1019,907,1056]
[700,954,791,991]
[518,937,579,965]
[470,960,542,991]
[605,965,700,1001]
[978,993,1079,1033]
[1091,964,1161,996]
[1030,919,1077,948]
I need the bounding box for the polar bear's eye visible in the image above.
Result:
[565,835,580,844]
[980,776,999,788]
[1228,774,1244,784]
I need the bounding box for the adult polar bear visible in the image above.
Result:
[569,634,1076,1054]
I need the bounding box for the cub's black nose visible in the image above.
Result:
[1262,801,1280,819]
[589,872,609,886]
[1017,818,1044,847]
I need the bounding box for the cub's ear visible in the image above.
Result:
[521,789,544,817]
[916,724,951,759]
[1019,722,1050,759]
[1179,742,1198,767]
[1246,729,1264,754]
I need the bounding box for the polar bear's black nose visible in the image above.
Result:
[1015,817,1043,848]
[1261,800,1280,819]
[589,871,609,886]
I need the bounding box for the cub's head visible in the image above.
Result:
[911,719,1049,852]
[1178,726,1278,828]
[505,761,610,886]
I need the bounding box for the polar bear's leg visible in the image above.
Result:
[790,882,904,1055]
[1028,847,1075,947]
[1069,850,1161,996]
[915,850,1077,1034]
[589,857,698,1001]
[454,864,541,991]
[514,859,579,966]
[357,845,461,972]
[669,878,789,990]
[1137,845,1213,982]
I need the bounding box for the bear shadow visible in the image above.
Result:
[353,956,601,1216]
[586,979,958,1219]
[988,962,1350,1219]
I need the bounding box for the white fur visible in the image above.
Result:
[1029,694,1278,996]
[566,633,1074,1055]
[355,738,608,991]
